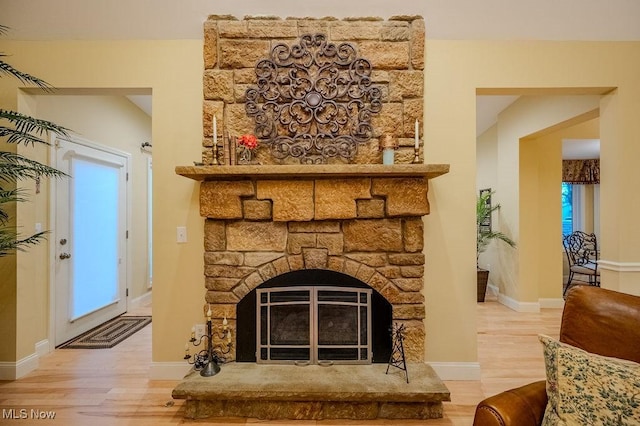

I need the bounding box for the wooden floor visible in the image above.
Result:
[0,299,562,425]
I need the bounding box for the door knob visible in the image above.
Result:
[59,253,71,260]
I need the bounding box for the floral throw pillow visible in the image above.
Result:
[539,334,640,425]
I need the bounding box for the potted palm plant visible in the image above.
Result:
[1,25,69,257]
[477,190,516,302]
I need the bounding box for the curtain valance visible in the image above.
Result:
[562,159,599,184]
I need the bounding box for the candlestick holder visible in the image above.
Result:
[412,145,420,164]
[184,318,233,377]
[211,140,219,165]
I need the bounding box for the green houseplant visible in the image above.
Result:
[476,190,516,302]
[1,25,69,257]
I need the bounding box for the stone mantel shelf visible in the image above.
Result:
[176,163,450,181]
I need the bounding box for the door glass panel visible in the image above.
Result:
[270,305,310,345]
[360,305,368,345]
[270,290,309,303]
[318,348,359,360]
[71,157,119,319]
[270,348,310,360]
[317,305,358,345]
[318,290,357,303]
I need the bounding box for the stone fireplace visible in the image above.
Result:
[172,14,451,421]
[173,164,450,419]
[177,164,448,364]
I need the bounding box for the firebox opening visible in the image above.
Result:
[236,269,392,363]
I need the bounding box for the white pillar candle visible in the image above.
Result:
[414,119,419,149]
[383,148,395,165]
[213,115,217,144]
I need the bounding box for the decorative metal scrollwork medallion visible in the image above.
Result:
[245,33,382,164]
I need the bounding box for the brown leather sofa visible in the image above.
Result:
[472,285,640,426]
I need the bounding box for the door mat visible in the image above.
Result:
[58,316,151,349]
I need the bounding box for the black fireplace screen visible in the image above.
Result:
[235,269,392,364]
[257,286,371,364]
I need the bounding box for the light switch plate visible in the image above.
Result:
[177,226,187,243]
[195,324,206,340]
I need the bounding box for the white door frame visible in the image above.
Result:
[48,134,132,350]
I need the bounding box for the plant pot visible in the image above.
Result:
[477,268,490,302]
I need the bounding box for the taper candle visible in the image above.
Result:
[213,115,217,144]
[414,119,419,149]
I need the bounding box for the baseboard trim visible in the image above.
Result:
[130,290,152,309]
[0,362,17,380]
[487,284,499,298]
[598,260,640,272]
[428,362,481,381]
[497,293,540,313]
[0,354,38,380]
[35,339,50,357]
[0,339,51,380]
[539,298,565,309]
[150,362,191,380]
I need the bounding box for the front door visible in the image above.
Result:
[53,136,128,346]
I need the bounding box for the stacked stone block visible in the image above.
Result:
[201,177,429,361]
[202,15,425,165]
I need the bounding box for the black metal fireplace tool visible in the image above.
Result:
[386,322,409,383]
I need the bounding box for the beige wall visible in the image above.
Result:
[498,96,600,302]
[425,40,640,363]
[478,108,601,303]
[0,40,205,363]
[1,36,639,374]
[522,118,599,301]
[0,93,18,362]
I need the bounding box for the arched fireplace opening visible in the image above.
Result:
[236,269,392,364]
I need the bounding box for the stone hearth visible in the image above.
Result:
[172,363,450,420]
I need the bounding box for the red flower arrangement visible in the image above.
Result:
[237,134,259,150]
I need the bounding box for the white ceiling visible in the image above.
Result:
[1,0,639,41]
[126,95,152,116]
[562,139,600,160]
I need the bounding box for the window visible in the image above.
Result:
[562,182,573,237]
[562,182,600,239]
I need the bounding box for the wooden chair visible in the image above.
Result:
[562,231,599,296]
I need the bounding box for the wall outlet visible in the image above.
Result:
[195,324,206,340]
[177,226,187,243]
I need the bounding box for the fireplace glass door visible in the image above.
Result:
[257,286,372,364]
